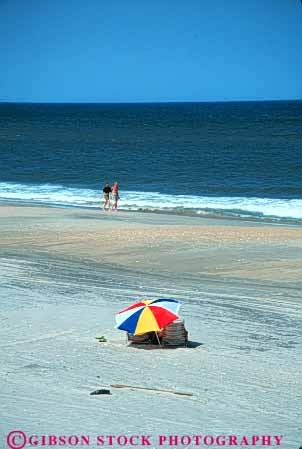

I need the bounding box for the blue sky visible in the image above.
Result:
[0,0,301,102]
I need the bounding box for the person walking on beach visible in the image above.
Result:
[102,182,112,211]
[111,181,119,211]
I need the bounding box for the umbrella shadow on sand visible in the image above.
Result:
[128,340,204,350]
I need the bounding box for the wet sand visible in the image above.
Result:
[0,204,301,447]
[1,204,302,283]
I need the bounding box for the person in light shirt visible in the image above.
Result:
[111,181,119,211]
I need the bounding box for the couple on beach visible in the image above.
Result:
[102,181,119,211]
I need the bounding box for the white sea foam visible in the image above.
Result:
[0,182,301,221]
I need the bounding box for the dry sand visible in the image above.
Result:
[0,204,301,448]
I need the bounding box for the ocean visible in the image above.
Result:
[0,101,301,222]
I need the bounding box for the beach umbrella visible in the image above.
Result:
[115,298,182,336]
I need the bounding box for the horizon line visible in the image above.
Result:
[0,98,302,105]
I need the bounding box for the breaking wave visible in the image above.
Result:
[0,182,301,223]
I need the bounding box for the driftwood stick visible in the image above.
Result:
[111,384,193,396]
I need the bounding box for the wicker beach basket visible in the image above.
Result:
[161,319,188,346]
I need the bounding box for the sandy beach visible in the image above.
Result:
[1,204,301,447]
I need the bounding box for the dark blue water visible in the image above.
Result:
[0,101,301,220]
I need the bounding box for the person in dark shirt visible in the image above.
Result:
[102,182,112,210]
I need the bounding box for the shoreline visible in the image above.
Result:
[0,199,302,227]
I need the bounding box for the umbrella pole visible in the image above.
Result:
[155,332,162,347]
